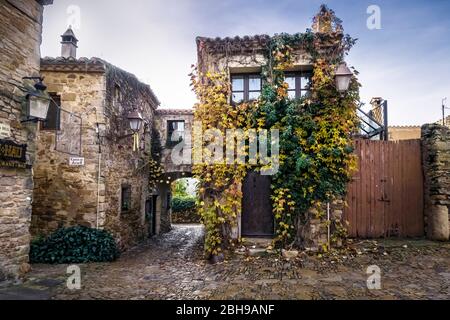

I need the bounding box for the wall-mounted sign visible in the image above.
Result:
[69,157,85,166]
[0,139,29,169]
[0,122,10,139]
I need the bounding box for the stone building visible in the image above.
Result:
[31,29,164,250]
[194,9,345,246]
[153,109,194,231]
[0,0,53,280]
[388,126,421,140]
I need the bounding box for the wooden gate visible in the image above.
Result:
[242,172,274,237]
[344,139,424,238]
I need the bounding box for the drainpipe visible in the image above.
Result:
[96,123,102,229]
[327,202,331,250]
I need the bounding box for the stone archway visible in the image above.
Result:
[155,171,195,233]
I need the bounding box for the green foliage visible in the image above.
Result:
[171,196,196,213]
[30,226,119,264]
[172,179,189,198]
[259,26,359,247]
[193,6,359,255]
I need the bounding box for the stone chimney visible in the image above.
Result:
[61,26,78,59]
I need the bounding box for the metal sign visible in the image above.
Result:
[0,122,10,139]
[0,139,29,169]
[69,157,85,166]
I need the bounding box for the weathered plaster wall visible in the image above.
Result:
[422,124,450,241]
[389,126,421,141]
[32,70,106,236]
[0,0,46,280]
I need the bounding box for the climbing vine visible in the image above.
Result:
[193,5,360,258]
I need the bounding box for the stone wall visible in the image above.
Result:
[32,59,160,251]
[154,109,194,234]
[154,109,194,174]
[32,70,107,236]
[101,64,158,250]
[421,124,450,241]
[0,0,48,280]
[297,199,345,251]
[197,35,311,82]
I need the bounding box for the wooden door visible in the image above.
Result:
[344,139,424,238]
[241,171,274,237]
[146,196,157,236]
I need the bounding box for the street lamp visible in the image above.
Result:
[127,110,143,132]
[334,62,353,94]
[22,77,51,122]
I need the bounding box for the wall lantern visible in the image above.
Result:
[22,77,51,122]
[127,110,143,133]
[334,62,353,94]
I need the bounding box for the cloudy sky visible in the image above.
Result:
[41,0,450,125]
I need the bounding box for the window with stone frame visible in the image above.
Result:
[231,74,261,105]
[121,184,131,212]
[41,93,61,130]
[284,71,312,99]
[167,120,185,146]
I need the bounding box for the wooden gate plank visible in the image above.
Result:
[343,139,424,239]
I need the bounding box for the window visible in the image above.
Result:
[114,84,122,112]
[285,72,312,99]
[167,120,185,145]
[121,185,131,212]
[41,93,61,130]
[231,74,261,104]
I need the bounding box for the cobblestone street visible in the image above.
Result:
[0,224,449,300]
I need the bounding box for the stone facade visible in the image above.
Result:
[195,13,346,245]
[154,109,194,233]
[421,124,450,241]
[32,51,161,250]
[0,0,52,280]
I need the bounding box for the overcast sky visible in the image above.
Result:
[41,0,450,125]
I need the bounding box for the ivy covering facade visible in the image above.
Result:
[192,5,360,259]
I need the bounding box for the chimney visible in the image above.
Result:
[61,26,78,59]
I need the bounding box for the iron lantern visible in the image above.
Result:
[334,62,353,93]
[127,111,143,133]
[24,78,51,121]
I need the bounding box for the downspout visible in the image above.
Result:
[327,202,331,250]
[96,122,102,229]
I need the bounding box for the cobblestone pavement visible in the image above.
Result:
[0,224,449,300]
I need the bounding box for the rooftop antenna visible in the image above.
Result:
[442,97,448,126]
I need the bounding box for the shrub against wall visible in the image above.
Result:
[30,226,120,264]
[172,197,196,212]
[171,196,201,223]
